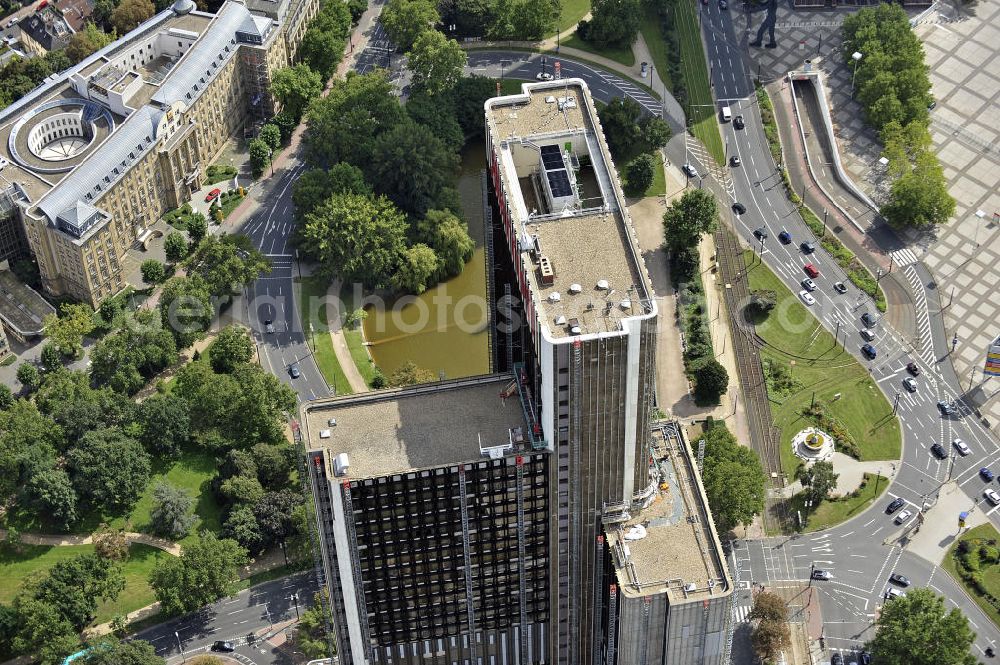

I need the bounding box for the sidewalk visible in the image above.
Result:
[326,279,368,393]
[0,527,181,556]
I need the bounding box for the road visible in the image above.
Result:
[135,571,319,663]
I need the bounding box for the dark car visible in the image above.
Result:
[730,155,741,167]
[861,311,878,327]
[861,343,877,360]
[801,241,816,253]
[778,230,792,244]
[682,163,698,178]
[289,363,301,378]
[930,443,947,459]
[831,653,844,665]
[888,573,911,587]
[732,202,747,215]
[734,115,745,129]
[907,361,920,376]
[859,652,872,665]
[981,467,995,481]
[811,569,832,580]
[264,319,275,334]
[885,497,905,514]
[719,0,728,8]
[753,226,767,239]
[211,641,235,652]
[834,281,848,294]
[937,400,955,415]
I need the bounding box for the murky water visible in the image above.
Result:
[362,143,490,379]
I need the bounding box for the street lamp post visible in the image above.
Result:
[291,593,300,621]
[175,631,186,663]
[851,51,863,97]
[265,605,273,631]
[809,562,814,587]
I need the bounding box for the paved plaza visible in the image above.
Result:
[741,1,1000,432]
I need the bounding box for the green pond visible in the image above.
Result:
[362,143,491,379]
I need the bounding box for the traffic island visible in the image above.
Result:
[792,427,835,462]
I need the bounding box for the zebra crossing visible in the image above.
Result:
[733,602,753,623]
[903,264,936,366]
[890,247,920,267]
[593,70,661,117]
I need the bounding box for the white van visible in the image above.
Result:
[721,106,732,122]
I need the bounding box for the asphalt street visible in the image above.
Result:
[135,571,319,664]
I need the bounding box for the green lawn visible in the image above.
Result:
[645,151,666,196]
[674,0,725,165]
[744,251,902,478]
[0,542,173,624]
[298,275,353,395]
[555,0,590,35]
[791,474,889,532]
[205,164,237,186]
[338,285,379,387]
[559,32,636,67]
[942,523,1000,630]
[639,6,673,92]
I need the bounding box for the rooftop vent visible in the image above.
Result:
[597,279,610,290]
[539,255,555,285]
[569,317,581,335]
[333,453,350,477]
[548,292,561,303]
[327,418,337,427]
[684,582,696,593]
[619,299,631,310]
[568,283,582,295]
[319,429,331,439]
[545,95,556,103]
[554,315,567,325]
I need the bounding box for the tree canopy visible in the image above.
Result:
[370,121,459,216]
[407,30,467,97]
[381,0,439,51]
[209,325,254,373]
[66,23,116,64]
[580,0,641,49]
[867,588,977,665]
[598,97,671,163]
[700,420,767,534]
[623,154,656,197]
[149,482,196,540]
[78,637,164,665]
[43,303,95,357]
[149,532,249,615]
[68,428,150,512]
[110,0,154,34]
[662,188,718,254]
[796,460,839,505]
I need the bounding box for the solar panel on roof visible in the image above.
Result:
[540,144,564,170]
[547,170,572,198]
[540,144,560,156]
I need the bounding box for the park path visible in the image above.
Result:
[0,527,181,556]
[325,279,368,394]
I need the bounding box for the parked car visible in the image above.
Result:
[683,163,698,178]
[211,642,235,652]
[861,343,877,360]
[803,263,820,278]
[734,115,745,129]
[906,361,920,375]
[894,509,913,525]
[264,319,274,334]
[953,438,970,456]
[937,400,955,415]
[732,202,747,215]
[981,467,995,481]
[903,377,917,392]
[831,654,844,665]
[884,587,906,599]
[888,573,911,587]
[801,241,816,253]
[801,278,817,292]
[986,488,1000,506]
[289,363,301,379]
[811,569,832,580]
[860,329,876,341]
[833,281,847,293]
[778,230,792,244]
[205,188,221,202]
[930,443,947,459]
[730,155,741,167]
[719,0,728,8]
[859,652,872,665]
[861,311,878,327]
[535,72,553,81]
[799,290,816,306]
[885,497,905,514]
[753,226,768,239]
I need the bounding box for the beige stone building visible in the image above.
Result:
[0,0,316,306]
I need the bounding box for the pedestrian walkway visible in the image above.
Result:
[325,279,368,394]
[0,527,181,556]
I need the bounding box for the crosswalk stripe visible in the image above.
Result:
[890,248,919,267]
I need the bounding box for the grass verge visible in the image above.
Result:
[791,473,889,532]
[555,0,589,35]
[674,0,725,165]
[744,250,901,478]
[560,32,636,67]
[338,285,379,387]
[298,275,352,395]
[0,542,173,624]
[646,151,666,197]
[942,523,1000,630]
[639,5,673,91]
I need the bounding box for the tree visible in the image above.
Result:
[272,63,323,120]
[598,96,671,162]
[346,0,366,21]
[185,235,270,297]
[693,358,728,404]
[304,71,404,169]
[449,75,498,141]
[292,164,373,222]
[389,360,436,386]
[110,0,154,34]
[149,482,197,540]
[219,474,265,506]
[44,303,95,357]
[391,243,439,294]
[380,0,439,51]
[249,138,272,175]
[251,442,294,488]
[867,588,977,665]
[68,428,150,511]
[749,289,777,314]
[16,362,40,393]
[797,460,839,505]
[66,22,115,64]
[32,554,124,629]
[141,259,166,285]
[623,154,655,197]
[0,399,64,499]
[299,27,346,80]
[299,192,408,288]
[149,532,249,615]
[164,231,188,262]
[416,208,475,280]
[93,0,117,29]
[187,213,207,245]
[751,616,791,664]
[405,90,464,151]
[223,504,263,552]
[78,637,164,665]
[8,593,80,664]
[252,489,303,548]
[259,124,281,152]
[0,384,13,411]
[159,275,213,348]
[662,188,718,254]
[882,151,955,228]
[90,310,178,394]
[700,421,767,533]
[24,468,78,531]
[210,325,254,373]
[40,343,62,373]
[583,0,640,49]
[370,122,460,216]
[407,31,467,97]
[295,590,332,659]
[93,523,130,562]
[748,591,789,623]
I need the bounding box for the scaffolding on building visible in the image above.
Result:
[457,465,480,663]
[569,339,583,664]
[243,48,271,129]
